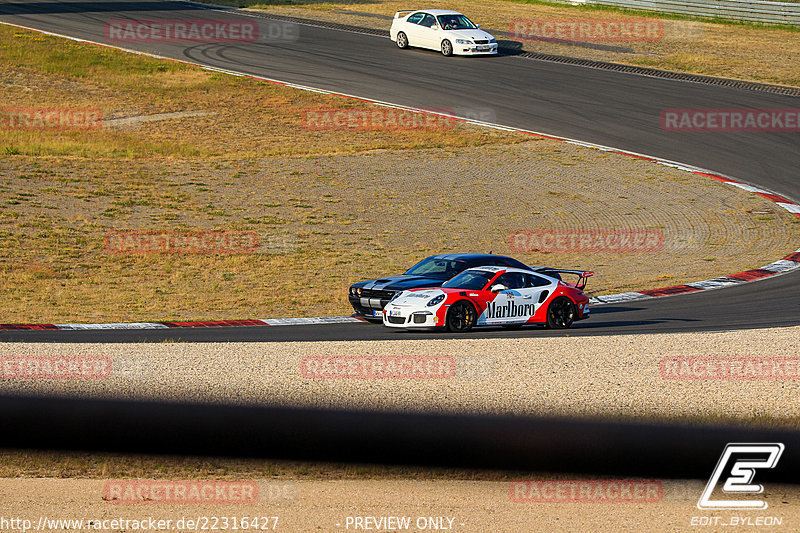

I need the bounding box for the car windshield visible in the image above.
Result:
[404,257,467,278]
[436,14,478,30]
[441,270,495,290]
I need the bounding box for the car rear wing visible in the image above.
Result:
[540,268,594,290]
[394,10,415,18]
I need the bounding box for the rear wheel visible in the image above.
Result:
[546,297,576,329]
[396,32,409,49]
[441,39,453,56]
[446,301,476,332]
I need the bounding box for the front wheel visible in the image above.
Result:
[446,301,476,332]
[396,32,409,49]
[546,297,576,329]
[441,39,453,57]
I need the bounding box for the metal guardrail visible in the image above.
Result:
[552,0,800,25]
[1,395,799,482]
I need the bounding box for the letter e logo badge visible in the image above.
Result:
[697,443,784,510]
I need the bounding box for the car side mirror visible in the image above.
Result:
[476,24,480,28]
[490,284,507,293]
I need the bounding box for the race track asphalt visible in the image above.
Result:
[1,0,798,342]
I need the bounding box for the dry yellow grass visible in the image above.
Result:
[2,146,798,323]
[0,26,521,158]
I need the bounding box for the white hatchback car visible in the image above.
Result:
[390,10,498,56]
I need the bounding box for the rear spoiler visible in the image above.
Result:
[394,10,415,18]
[539,268,594,290]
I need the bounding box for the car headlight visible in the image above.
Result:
[351,287,361,297]
[489,38,496,43]
[455,39,472,45]
[389,291,403,302]
[427,294,446,307]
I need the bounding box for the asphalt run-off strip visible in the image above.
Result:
[1,14,799,331]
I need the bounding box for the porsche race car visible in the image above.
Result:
[382,266,592,332]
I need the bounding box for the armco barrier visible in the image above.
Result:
[547,0,800,25]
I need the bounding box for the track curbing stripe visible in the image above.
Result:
[54,323,169,330]
[261,317,365,326]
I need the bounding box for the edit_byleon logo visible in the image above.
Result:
[697,443,784,510]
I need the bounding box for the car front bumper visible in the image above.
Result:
[382,306,441,328]
[349,302,384,321]
[454,44,498,56]
[349,292,397,320]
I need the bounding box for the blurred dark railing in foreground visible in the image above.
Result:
[0,394,797,482]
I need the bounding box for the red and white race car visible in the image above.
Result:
[382,266,592,332]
